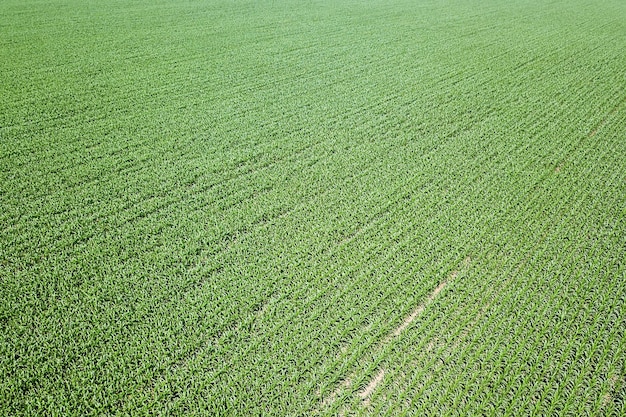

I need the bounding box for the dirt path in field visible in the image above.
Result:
[319,256,472,411]
[602,374,622,409]
[390,257,469,342]
[359,369,385,407]
[392,281,447,337]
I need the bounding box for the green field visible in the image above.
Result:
[1,0,625,415]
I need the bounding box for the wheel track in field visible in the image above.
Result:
[431,107,626,414]
[7,49,608,412]
[391,127,626,416]
[127,86,536,408]
[3,82,492,412]
[201,103,572,410]
[381,250,513,416]
[128,150,474,408]
[328,264,464,410]
[318,75,625,414]
[320,150,559,414]
[201,66,616,408]
[340,216,556,416]
[386,200,575,416]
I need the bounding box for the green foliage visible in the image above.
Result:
[1,0,625,415]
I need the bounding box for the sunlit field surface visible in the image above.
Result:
[1,0,625,415]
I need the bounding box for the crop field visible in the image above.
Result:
[1,0,626,415]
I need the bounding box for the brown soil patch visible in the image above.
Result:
[322,377,352,408]
[392,281,447,337]
[602,374,620,408]
[359,368,385,406]
[321,256,472,411]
